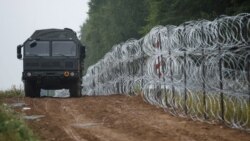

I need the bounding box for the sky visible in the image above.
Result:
[0,0,89,90]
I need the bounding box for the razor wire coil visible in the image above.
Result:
[82,13,250,131]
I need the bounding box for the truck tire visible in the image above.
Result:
[24,81,33,97]
[34,86,41,98]
[70,81,81,97]
[24,81,40,98]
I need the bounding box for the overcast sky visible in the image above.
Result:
[0,0,89,90]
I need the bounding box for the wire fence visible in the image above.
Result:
[82,13,250,131]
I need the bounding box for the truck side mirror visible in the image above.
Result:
[17,45,23,59]
[29,40,37,48]
[80,45,86,59]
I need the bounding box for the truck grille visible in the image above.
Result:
[25,62,39,67]
[65,62,74,68]
[24,59,76,70]
[41,62,61,68]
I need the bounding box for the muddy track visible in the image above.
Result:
[5,95,250,141]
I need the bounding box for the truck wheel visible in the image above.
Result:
[70,81,81,97]
[24,81,40,98]
[24,81,33,97]
[33,86,41,98]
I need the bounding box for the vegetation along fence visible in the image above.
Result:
[82,13,250,131]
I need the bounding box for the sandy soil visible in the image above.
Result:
[5,95,250,141]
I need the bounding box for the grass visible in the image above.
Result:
[0,85,24,99]
[0,104,39,141]
[161,89,250,129]
[133,84,142,96]
[0,85,39,141]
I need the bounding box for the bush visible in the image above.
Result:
[0,85,24,99]
[0,104,38,141]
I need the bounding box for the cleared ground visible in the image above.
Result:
[5,95,250,141]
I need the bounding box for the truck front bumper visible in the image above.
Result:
[22,71,80,89]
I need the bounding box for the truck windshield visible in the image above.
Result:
[52,41,76,57]
[25,41,50,56]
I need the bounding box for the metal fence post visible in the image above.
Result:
[162,53,167,105]
[247,56,250,103]
[158,33,168,106]
[202,48,207,119]
[156,33,162,101]
[131,57,135,95]
[91,70,95,95]
[169,48,175,107]
[119,62,122,94]
[184,51,187,115]
[97,67,99,95]
[141,45,144,91]
[219,46,224,121]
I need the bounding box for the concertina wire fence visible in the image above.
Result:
[82,13,250,131]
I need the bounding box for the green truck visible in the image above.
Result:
[17,28,85,97]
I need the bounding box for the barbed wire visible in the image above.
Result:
[82,13,250,131]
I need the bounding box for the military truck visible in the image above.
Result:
[17,28,85,97]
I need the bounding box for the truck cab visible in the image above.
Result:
[17,28,85,97]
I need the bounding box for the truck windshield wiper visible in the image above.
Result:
[28,54,47,57]
[28,54,40,57]
[55,54,71,57]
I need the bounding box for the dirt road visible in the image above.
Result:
[5,95,250,141]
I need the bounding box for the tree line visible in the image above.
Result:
[80,0,250,73]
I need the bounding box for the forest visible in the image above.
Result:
[80,0,250,73]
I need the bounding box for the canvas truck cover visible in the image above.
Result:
[29,28,82,44]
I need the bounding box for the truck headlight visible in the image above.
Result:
[70,72,75,77]
[64,71,70,77]
[27,72,32,77]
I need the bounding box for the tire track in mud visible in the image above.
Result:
[5,95,250,141]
